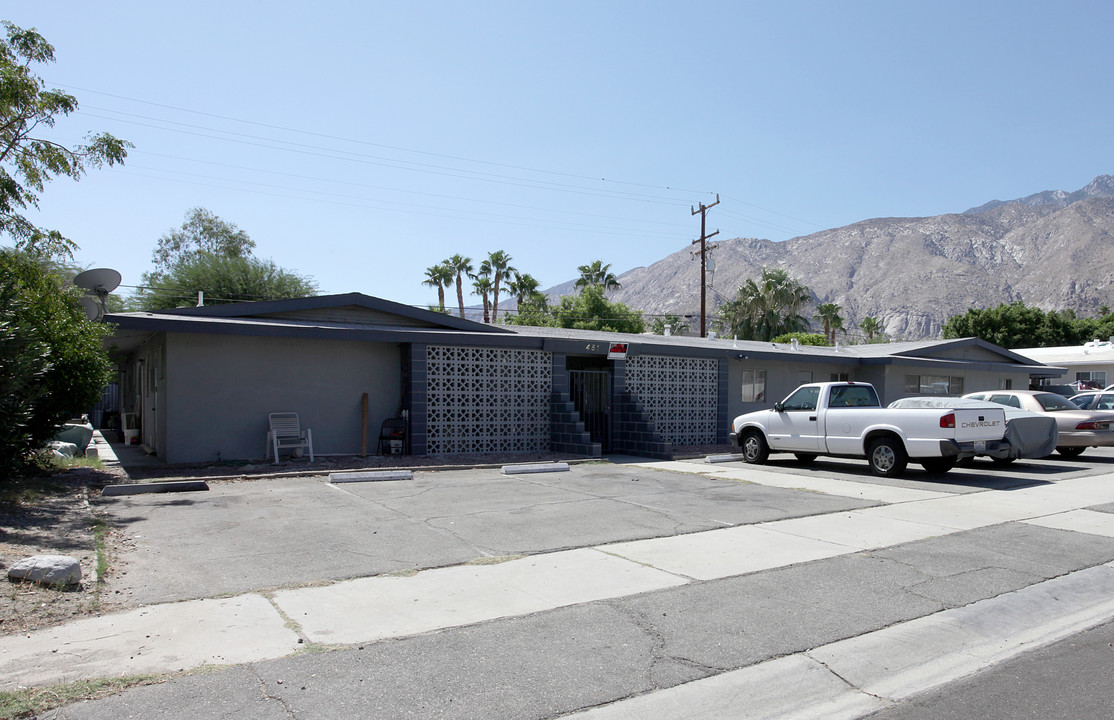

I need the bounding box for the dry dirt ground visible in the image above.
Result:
[0,445,735,637]
[0,468,122,637]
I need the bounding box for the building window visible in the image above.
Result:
[1076,371,1106,389]
[797,370,814,385]
[998,378,1013,390]
[830,372,849,382]
[742,369,766,403]
[905,374,964,395]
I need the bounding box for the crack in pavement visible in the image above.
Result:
[247,665,298,719]
[609,600,730,691]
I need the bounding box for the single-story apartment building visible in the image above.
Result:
[102,293,1062,464]
[1014,338,1114,391]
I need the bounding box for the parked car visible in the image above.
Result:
[964,390,1114,458]
[731,382,1008,477]
[1033,384,1078,398]
[888,396,1057,464]
[1070,392,1114,411]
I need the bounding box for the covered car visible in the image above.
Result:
[964,390,1114,458]
[889,396,1058,463]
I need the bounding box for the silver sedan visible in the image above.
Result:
[1070,392,1114,411]
[964,390,1114,458]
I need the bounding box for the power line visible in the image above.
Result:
[108,167,695,240]
[52,83,717,196]
[132,151,695,230]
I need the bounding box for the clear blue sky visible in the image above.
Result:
[9,1,1113,308]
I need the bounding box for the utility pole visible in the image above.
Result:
[691,194,720,338]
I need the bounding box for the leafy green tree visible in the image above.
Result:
[0,21,130,256]
[717,267,811,341]
[151,207,254,272]
[446,254,474,319]
[0,247,113,476]
[651,315,689,335]
[133,210,316,310]
[859,316,883,341]
[551,284,643,333]
[505,284,642,333]
[422,262,454,313]
[132,253,317,310]
[486,250,514,323]
[942,301,1082,348]
[504,292,550,326]
[814,302,844,344]
[770,332,828,346]
[575,260,621,291]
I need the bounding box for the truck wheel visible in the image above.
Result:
[794,453,817,464]
[1057,447,1085,459]
[868,437,908,477]
[740,430,770,464]
[920,458,956,474]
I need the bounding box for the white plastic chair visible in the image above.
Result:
[266,412,314,463]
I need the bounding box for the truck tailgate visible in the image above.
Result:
[951,408,1007,441]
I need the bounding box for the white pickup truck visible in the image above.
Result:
[730,382,1009,477]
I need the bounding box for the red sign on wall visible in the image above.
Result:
[607,343,628,359]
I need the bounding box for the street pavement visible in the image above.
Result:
[4,449,1114,718]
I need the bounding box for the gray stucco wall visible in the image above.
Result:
[164,333,402,463]
[727,358,858,423]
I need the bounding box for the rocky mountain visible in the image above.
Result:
[587,175,1114,340]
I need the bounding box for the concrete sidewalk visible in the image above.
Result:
[5,465,1114,704]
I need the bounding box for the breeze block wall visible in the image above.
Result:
[624,355,720,445]
[425,345,552,454]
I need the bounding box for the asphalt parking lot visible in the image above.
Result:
[12,449,1113,719]
[96,449,1114,608]
[96,460,881,606]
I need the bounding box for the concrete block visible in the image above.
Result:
[101,481,209,496]
[502,462,571,475]
[705,453,744,463]
[330,470,413,483]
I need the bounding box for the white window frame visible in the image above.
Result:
[742,369,767,403]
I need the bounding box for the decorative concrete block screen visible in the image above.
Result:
[625,355,718,445]
[426,346,552,454]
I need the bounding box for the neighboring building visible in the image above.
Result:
[102,293,1059,464]
[1014,338,1114,391]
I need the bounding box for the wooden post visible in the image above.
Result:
[360,392,368,457]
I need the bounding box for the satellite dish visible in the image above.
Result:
[78,295,103,322]
[73,268,121,319]
[74,268,121,294]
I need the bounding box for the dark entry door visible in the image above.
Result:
[569,369,611,452]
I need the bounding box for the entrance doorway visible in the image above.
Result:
[568,362,612,452]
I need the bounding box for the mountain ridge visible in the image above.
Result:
[586,175,1114,340]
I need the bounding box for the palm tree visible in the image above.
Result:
[486,250,514,323]
[719,267,811,341]
[422,263,454,314]
[575,260,620,292]
[445,254,473,319]
[472,273,494,324]
[814,302,844,344]
[507,271,541,305]
[860,315,883,341]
